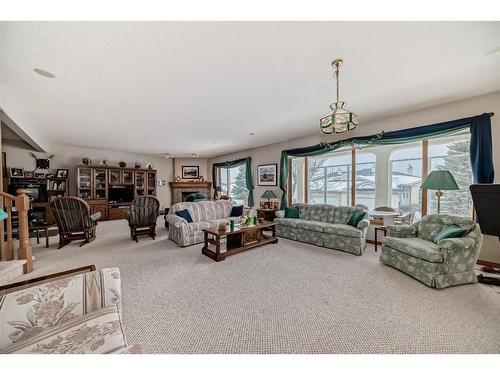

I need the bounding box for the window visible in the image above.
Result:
[308,149,352,205]
[427,132,473,217]
[217,164,249,206]
[389,141,423,218]
[355,151,376,209]
[291,157,306,204]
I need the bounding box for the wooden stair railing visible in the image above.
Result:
[0,189,33,274]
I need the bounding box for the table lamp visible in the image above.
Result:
[261,190,277,209]
[420,170,459,213]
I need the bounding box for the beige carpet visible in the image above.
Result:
[12,218,500,354]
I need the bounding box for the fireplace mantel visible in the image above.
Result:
[170,181,212,203]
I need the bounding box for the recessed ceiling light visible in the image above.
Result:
[165,153,173,158]
[248,133,255,136]
[33,68,56,78]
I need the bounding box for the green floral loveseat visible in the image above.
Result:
[380,214,482,289]
[274,203,370,255]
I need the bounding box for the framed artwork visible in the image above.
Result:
[56,169,69,179]
[257,164,277,186]
[182,166,199,179]
[24,171,34,178]
[9,167,24,178]
[34,172,45,178]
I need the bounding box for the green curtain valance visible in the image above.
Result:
[212,157,254,207]
[279,113,491,209]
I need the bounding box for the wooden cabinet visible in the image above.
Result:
[76,166,157,221]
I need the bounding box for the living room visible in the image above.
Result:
[1,2,500,373]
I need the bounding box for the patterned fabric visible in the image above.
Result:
[274,203,368,255]
[383,237,442,263]
[380,214,482,289]
[167,201,233,247]
[126,196,160,227]
[0,268,142,354]
[275,210,285,219]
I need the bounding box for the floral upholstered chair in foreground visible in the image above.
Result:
[380,214,482,289]
[0,267,143,354]
[125,196,160,242]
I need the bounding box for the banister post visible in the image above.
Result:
[16,189,33,273]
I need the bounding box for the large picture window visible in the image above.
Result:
[290,131,474,219]
[217,164,249,206]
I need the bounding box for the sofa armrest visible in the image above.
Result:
[357,218,369,231]
[386,224,417,238]
[275,210,285,219]
[166,213,188,228]
[438,237,478,262]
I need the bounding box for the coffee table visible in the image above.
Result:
[202,220,278,262]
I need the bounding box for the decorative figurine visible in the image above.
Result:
[118,161,127,168]
[101,159,109,166]
[135,162,141,169]
[82,157,92,166]
[147,163,153,169]
[175,176,181,182]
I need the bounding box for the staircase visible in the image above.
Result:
[0,189,33,286]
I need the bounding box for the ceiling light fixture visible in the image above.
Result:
[33,68,56,78]
[192,153,199,159]
[165,153,174,158]
[248,133,255,136]
[319,59,358,135]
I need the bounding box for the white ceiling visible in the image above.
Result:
[1,22,500,157]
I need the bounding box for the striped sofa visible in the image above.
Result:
[166,200,233,247]
[0,268,142,354]
[274,203,370,255]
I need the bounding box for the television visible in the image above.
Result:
[108,185,134,204]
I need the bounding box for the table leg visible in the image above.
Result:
[375,227,378,252]
[45,227,49,248]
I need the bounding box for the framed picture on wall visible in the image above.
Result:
[56,169,69,179]
[9,167,24,178]
[182,166,199,179]
[257,164,277,186]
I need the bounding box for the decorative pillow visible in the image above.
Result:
[284,207,299,219]
[347,210,365,228]
[230,205,244,217]
[433,224,468,243]
[175,209,193,223]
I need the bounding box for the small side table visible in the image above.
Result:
[374,226,387,252]
[256,208,278,222]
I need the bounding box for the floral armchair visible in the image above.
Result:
[380,214,482,289]
[0,267,143,354]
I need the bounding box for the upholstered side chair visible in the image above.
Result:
[49,197,101,249]
[125,196,160,242]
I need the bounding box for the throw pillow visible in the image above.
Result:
[175,209,193,223]
[284,207,299,218]
[433,224,468,243]
[347,210,365,228]
[230,205,244,217]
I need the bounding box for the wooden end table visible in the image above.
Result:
[374,226,387,252]
[256,208,278,222]
[202,220,278,262]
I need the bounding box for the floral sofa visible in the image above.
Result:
[274,203,370,255]
[380,214,482,289]
[166,200,233,246]
[0,268,142,354]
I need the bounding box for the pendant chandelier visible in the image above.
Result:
[319,59,359,135]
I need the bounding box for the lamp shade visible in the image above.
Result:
[261,190,277,199]
[421,170,459,191]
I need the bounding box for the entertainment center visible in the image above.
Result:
[76,166,157,221]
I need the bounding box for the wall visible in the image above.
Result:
[3,142,174,209]
[209,90,500,263]
[173,158,209,182]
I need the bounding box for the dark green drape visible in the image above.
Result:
[279,113,492,209]
[212,157,254,207]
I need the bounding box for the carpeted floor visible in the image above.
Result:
[13,218,500,354]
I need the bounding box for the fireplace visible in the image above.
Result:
[169,181,212,204]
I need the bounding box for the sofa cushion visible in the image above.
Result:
[293,203,311,220]
[274,218,308,228]
[176,209,193,223]
[284,207,299,218]
[347,210,365,228]
[322,223,362,238]
[230,205,244,217]
[322,205,336,222]
[332,206,356,224]
[307,205,325,221]
[186,221,211,233]
[384,237,442,263]
[296,220,326,232]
